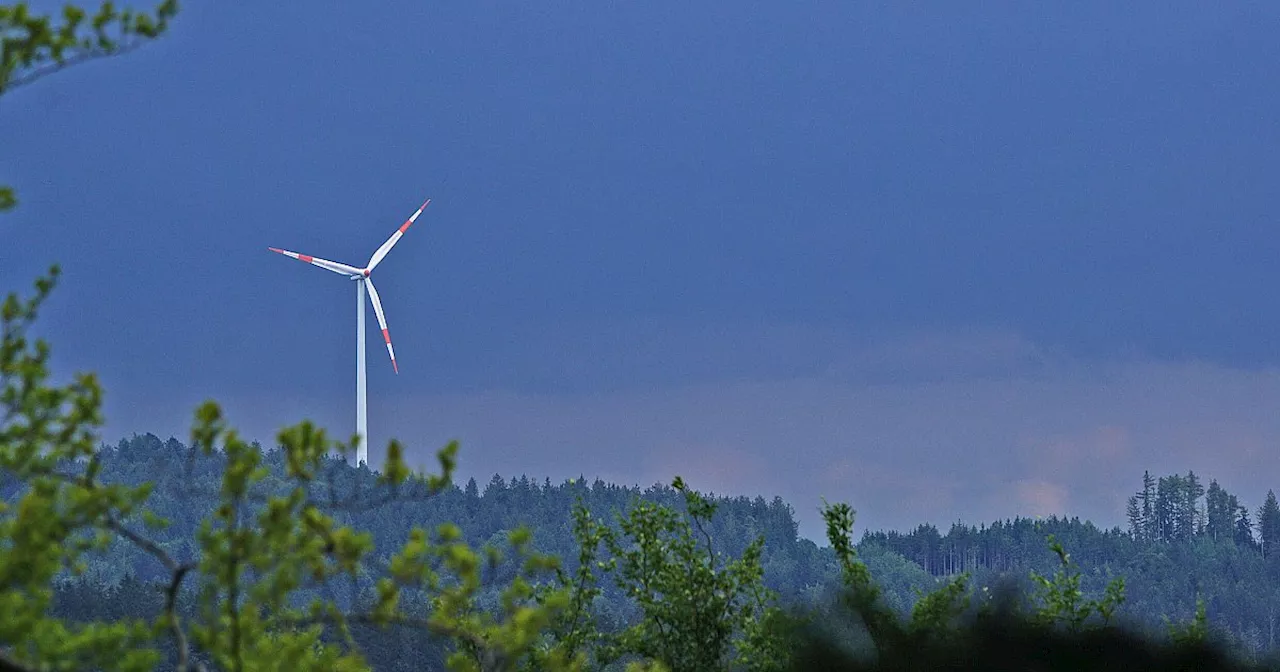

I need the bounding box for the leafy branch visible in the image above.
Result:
[1,1,179,213]
[1029,535,1125,631]
[1,1,179,95]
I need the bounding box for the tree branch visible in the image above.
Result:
[2,40,145,94]
[104,514,202,671]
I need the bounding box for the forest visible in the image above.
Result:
[16,430,1280,670]
[37,432,1280,647]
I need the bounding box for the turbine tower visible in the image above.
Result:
[268,198,431,466]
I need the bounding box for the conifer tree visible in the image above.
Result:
[1140,471,1156,542]
[1234,497,1257,548]
[1257,491,1280,559]
[1205,480,1234,543]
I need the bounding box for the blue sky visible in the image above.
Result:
[3,2,1279,539]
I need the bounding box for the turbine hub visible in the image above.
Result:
[362,268,370,277]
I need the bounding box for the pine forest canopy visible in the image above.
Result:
[23,431,1280,668]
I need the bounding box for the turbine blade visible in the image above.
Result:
[367,198,430,271]
[268,247,360,276]
[364,277,398,374]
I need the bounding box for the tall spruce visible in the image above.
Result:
[1258,491,1280,559]
[1235,497,1257,548]
[1126,495,1144,541]
[1154,476,1175,543]
[1140,471,1156,542]
[1175,471,1204,541]
[1205,480,1234,543]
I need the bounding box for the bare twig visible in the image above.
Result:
[167,565,204,672]
[104,514,202,670]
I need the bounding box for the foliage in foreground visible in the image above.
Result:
[1,271,775,671]
[5,273,1278,672]
[2,0,180,211]
[789,503,1260,671]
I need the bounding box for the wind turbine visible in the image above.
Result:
[268,198,431,466]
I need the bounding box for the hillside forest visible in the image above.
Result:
[23,429,1280,670]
